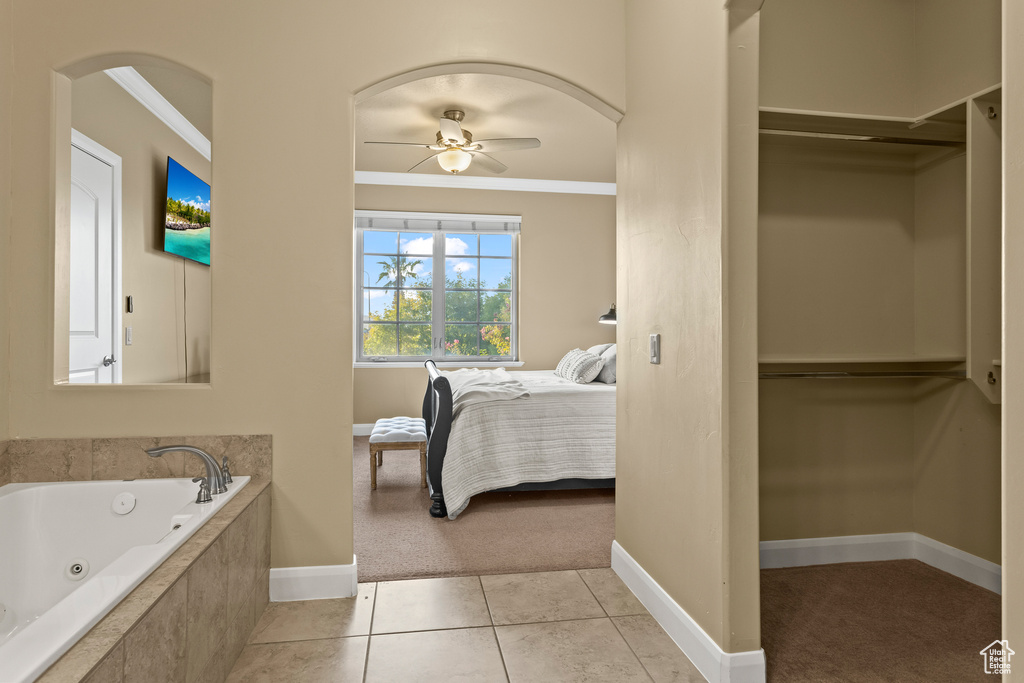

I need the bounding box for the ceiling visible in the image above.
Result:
[354,73,616,183]
[134,65,213,141]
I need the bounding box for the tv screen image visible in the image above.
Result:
[164,157,211,266]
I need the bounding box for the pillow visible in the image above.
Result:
[595,344,617,384]
[555,348,583,377]
[556,348,605,384]
[587,343,614,357]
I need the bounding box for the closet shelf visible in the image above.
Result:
[759,109,966,147]
[759,370,966,380]
[758,355,966,364]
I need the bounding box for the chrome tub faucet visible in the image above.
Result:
[146,445,227,495]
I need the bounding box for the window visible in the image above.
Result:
[355,211,519,363]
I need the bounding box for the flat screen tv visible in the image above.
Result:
[164,157,211,266]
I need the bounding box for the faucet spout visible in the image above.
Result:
[146,445,227,494]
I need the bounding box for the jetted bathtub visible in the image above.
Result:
[0,476,250,683]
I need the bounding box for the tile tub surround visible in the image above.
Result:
[6,434,272,483]
[0,439,9,486]
[36,479,272,683]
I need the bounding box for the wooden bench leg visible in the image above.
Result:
[370,446,378,490]
[420,443,427,488]
[377,451,383,466]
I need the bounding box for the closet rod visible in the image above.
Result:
[759,370,967,380]
[759,128,965,148]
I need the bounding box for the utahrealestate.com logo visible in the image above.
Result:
[981,640,1014,675]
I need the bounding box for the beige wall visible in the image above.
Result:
[761,0,1000,119]
[760,0,916,117]
[0,0,11,440]
[617,0,761,654]
[1004,0,1023,662]
[758,146,918,359]
[914,380,1001,563]
[914,0,1001,116]
[353,184,615,423]
[760,380,917,540]
[6,0,625,571]
[71,72,212,384]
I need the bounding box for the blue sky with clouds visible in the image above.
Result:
[167,157,210,212]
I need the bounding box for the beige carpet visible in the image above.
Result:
[761,560,1001,682]
[352,436,615,582]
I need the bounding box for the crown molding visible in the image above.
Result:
[354,170,615,196]
[104,67,211,161]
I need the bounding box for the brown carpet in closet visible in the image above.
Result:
[761,560,1001,682]
[352,436,615,582]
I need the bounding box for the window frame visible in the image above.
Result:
[354,211,519,366]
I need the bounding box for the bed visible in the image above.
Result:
[422,359,615,519]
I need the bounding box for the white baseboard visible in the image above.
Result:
[269,556,358,601]
[910,535,1001,593]
[611,541,766,683]
[353,424,373,437]
[760,533,1001,594]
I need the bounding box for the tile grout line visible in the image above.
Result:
[575,569,611,618]
[249,617,620,646]
[578,569,657,683]
[362,582,378,683]
[608,614,657,683]
[479,575,512,682]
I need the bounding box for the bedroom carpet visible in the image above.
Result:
[761,559,1000,682]
[353,436,615,583]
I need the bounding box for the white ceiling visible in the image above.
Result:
[355,73,616,183]
[134,65,213,141]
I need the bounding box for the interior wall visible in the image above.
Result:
[914,0,1001,115]
[758,147,917,359]
[617,0,760,654]
[913,380,1001,563]
[914,155,967,358]
[0,0,9,440]
[1003,0,1023,649]
[6,0,626,570]
[759,380,916,541]
[71,72,212,384]
[759,0,916,117]
[352,184,615,424]
[761,0,1000,119]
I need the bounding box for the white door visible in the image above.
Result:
[69,134,121,383]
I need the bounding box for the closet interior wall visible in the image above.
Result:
[758,0,1002,566]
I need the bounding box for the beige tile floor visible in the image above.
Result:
[227,568,705,682]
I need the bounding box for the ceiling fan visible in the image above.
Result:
[365,109,541,175]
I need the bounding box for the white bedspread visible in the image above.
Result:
[442,367,531,416]
[440,370,615,519]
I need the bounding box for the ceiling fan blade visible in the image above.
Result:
[439,116,465,144]
[469,151,508,174]
[364,141,436,149]
[473,138,541,153]
[407,153,440,173]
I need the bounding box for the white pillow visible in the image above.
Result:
[595,344,617,384]
[587,343,614,357]
[555,348,583,377]
[556,348,605,384]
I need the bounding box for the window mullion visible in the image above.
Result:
[433,231,444,358]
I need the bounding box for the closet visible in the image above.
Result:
[757,0,1002,675]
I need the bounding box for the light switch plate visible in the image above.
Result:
[650,333,660,364]
[126,327,133,346]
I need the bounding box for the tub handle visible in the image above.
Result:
[192,476,212,504]
[221,456,233,485]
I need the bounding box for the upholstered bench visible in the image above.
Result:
[369,417,427,490]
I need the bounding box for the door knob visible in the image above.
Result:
[102,355,117,367]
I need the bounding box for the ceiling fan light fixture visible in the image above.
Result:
[437,148,472,174]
